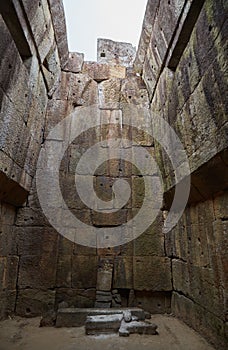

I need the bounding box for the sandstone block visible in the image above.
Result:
[15,226,58,256]
[18,254,57,289]
[85,314,123,335]
[92,209,128,227]
[55,288,96,309]
[68,73,98,106]
[119,319,157,336]
[113,257,133,289]
[83,62,126,81]
[133,256,172,291]
[97,39,136,67]
[134,291,171,314]
[98,79,121,109]
[56,255,72,288]
[0,256,19,290]
[97,270,112,292]
[65,52,84,73]
[72,256,97,289]
[16,289,55,317]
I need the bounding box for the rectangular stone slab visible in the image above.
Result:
[85,314,123,335]
[119,320,158,336]
[55,307,146,327]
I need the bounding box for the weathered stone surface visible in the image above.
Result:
[0,290,17,320]
[97,39,136,67]
[133,213,165,257]
[16,289,55,317]
[0,2,227,348]
[119,319,158,337]
[68,73,99,106]
[133,257,172,291]
[72,256,97,289]
[40,310,57,327]
[65,52,84,73]
[18,253,58,290]
[48,0,69,68]
[55,307,146,328]
[0,256,19,290]
[172,292,227,349]
[98,78,121,109]
[96,291,112,302]
[15,207,50,227]
[172,258,226,320]
[92,209,128,227]
[134,0,160,73]
[83,62,126,81]
[56,255,72,288]
[94,302,111,308]
[55,289,96,309]
[15,227,58,256]
[113,257,133,289]
[121,76,149,108]
[134,291,171,314]
[85,314,123,335]
[96,270,112,291]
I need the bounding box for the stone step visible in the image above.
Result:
[55,307,147,327]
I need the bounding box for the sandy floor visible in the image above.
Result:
[0,314,215,350]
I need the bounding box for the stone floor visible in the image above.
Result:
[0,315,216,350]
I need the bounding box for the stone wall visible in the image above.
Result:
[0,0,68,319]
[136,0,227,347]
[15,41,171,315]
[0,0,227,348]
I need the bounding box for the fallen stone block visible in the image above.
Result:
[85,314,123,335]
[119,319,158,337]
[55,307,146,327]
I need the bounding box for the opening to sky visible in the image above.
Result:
[62,0,148,61]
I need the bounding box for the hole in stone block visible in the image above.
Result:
[26,308,31,314]
[100,52,106,58]
[128,96,132,99]
[209,25,213,32]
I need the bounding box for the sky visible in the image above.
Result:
[62,0,148,61]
